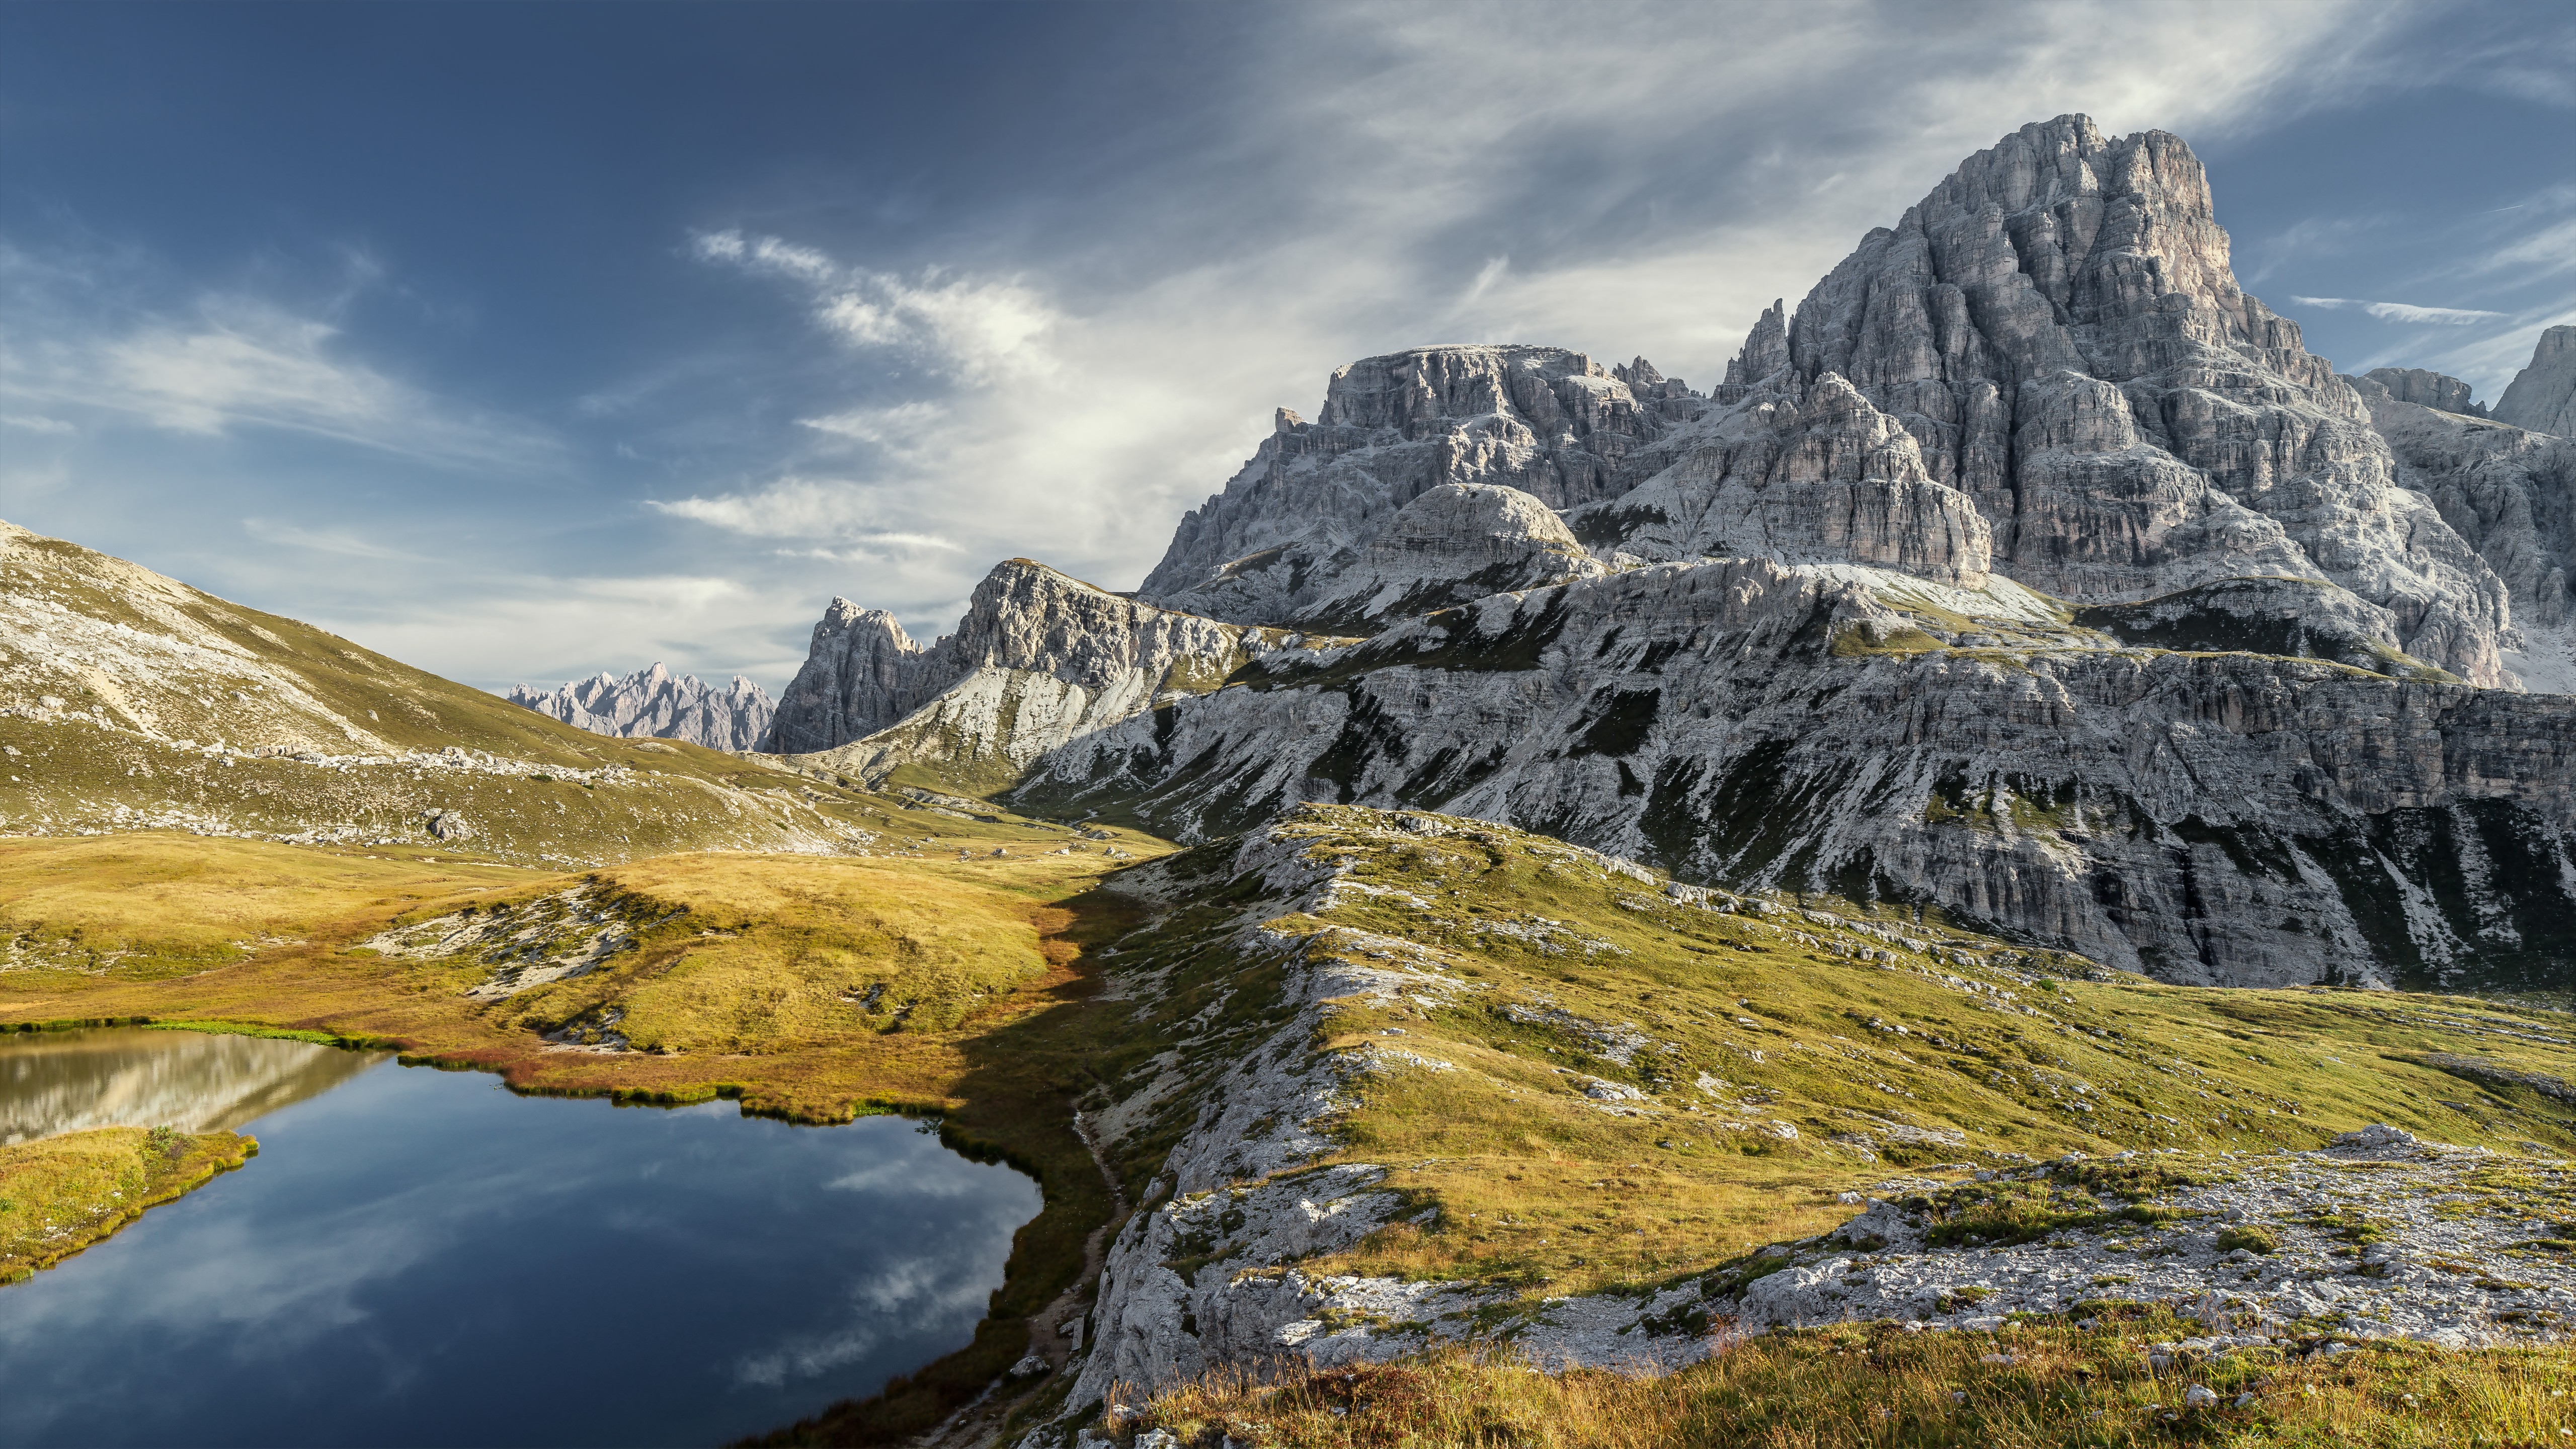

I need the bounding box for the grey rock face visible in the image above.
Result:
[508,663,774,752]
[1573,372,1994,588]
[2365,367,2484,418]
[1638,115,2510,686]
[2497,326,2576,438]
[2349,372,2576,691]
[1296,483,1605,633]
[2068,577,2447,682]
[1139,346,1688,626]
[760,601,941,754]
[1017,556,2576,993]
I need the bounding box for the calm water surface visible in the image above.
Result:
[0,1029,1042,1448]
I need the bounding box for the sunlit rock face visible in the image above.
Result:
[775,115,2576,993]
[1675,114,2510,686]
[1138,346,1690,628]
[2366,366,2485,418]
[2497,326,2576,440]
[764,558,1262,770]
[508,664,774,752]
[2347,370,2576,692]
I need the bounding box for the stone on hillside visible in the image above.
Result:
[2496,326,2576,438]
[508,662,774,752]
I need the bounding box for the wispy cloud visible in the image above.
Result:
[0,246,559,472]
[2291,295,2508,325]
[691,229,1058,383]
[242,518,425,561]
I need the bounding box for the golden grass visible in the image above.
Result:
[0,1125,255,1282]
[1084,807,2576,1308]
[0,834,537,974]
[1119,1314,2576,1447]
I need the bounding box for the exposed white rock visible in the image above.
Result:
[2347,371,2576,691]
[508,662,774,752]
[1140,346,1693,626]
[2365,366,2485,418]
[1727,1126,2576,1350]
[2497,325,2576,438]
[1671,114,2513,685]
[777,559,1285,784]
[1294,482,1605,633]
[1021,553,2576,991]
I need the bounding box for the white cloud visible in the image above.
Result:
[797,400,947,452]
[0,260,558,472]
[693,229,1058,383]
[242,518,424,561]
[0,414,72,434]
[2291,296,2509,325]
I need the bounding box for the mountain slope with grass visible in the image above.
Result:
[0,519,861,864]
[950,804,2576,1442]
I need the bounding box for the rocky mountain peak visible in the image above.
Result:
[2497,325,2576,438]
[1137,343,1699,625]
[2367,366,2485,418]
[1722,298,1790,390]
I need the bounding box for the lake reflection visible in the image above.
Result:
[0,1026,387,1145]
[0,1030,1042,1448]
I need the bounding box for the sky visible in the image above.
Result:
[3,1,2571,695]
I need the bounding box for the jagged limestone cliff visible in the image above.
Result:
[775,559,1324,791]
[1138,346,1689,628]
[2498,325,2576,439]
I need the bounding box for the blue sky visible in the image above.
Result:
[3,2,2571,693]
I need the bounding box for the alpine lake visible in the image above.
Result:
[0,1025,1042,1447]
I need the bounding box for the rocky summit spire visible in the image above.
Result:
[2497,325,2576,438]
[1683,113,2511,684]
[1722,298,1789,387]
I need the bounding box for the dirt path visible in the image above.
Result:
[911,1104,1131,1449]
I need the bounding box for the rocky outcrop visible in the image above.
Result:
[1294,483,1605,633]
[1017,555,2576,993]
[761,602,944,754]
[1572,372,1994,588]
[508,663,774,751]
[2365,367,2484,418]
[2349,373,2576,691]
[1138,346,1694,626]
[775,559,1285,786]
[2497,326,2576,438]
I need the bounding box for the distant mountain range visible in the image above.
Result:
[507,664,774,752]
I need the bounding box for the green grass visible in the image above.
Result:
[0,1125,257,1283]
[1066,805,2576,1303]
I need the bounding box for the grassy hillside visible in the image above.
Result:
[0,518,870,863]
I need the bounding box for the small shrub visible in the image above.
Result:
[2217,1224,2279,1255]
